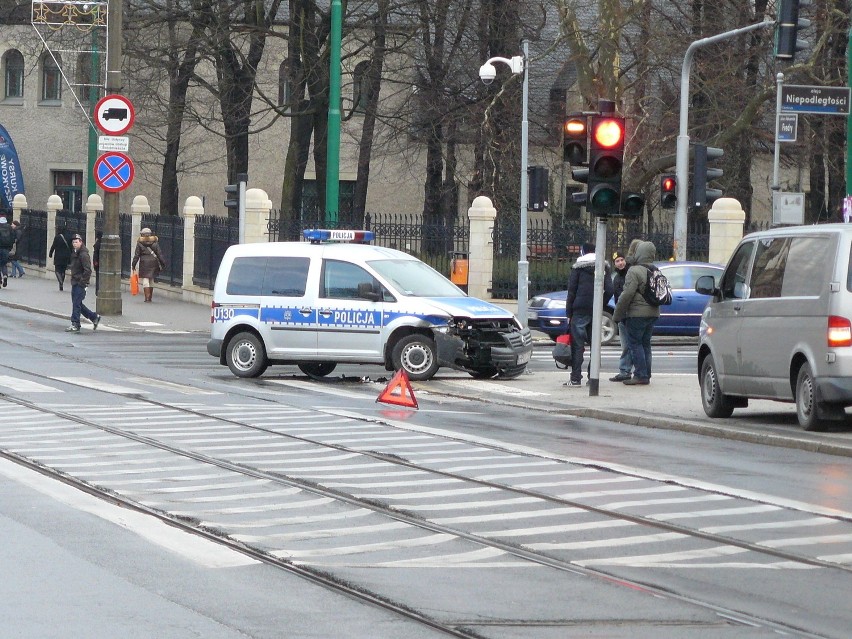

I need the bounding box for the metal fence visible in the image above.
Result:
[17,208,48,267]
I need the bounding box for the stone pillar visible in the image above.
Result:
[243,188,273,243]
[11,193,27,224]
[182,196,204,293]
[131,194,150,240]
[467,195,497,300]
[708,197,746,266]
[85,194,103,245]
[46,194,63,278]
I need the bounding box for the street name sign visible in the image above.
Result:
[94,152,134,192]
[94,94,136,135]
[781,85,851,115]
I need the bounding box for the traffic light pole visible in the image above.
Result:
[674,20,773,260]
[588,215,607,397]
[518,40,530,329]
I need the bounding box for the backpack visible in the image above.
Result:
[641,265,673,306]
[0,223,13,249]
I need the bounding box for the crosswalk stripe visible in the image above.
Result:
[0,375,61,392]
[271,533,454,558]
[52,376,150,394]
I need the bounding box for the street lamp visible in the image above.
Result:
[479,40,529,329]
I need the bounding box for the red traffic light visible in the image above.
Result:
[592,118,624,149]
[660,174,677,209]
[662,176,676,192]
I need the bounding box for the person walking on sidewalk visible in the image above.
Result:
[9,220,25,278]
[0,216,14,288]
[49,225,73,291]
[131,227,166,303]
[608,251,634,382]
[65,234,101,333]
[564,242,613,386]
[612,240,660,385]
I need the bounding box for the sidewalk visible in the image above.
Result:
[2,268,851,457]
[0,267,209,333]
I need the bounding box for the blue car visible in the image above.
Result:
[527,261,724,344]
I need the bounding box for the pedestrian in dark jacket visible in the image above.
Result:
[564,242,613,386]
[0,216,13,287]
[609,251,634,382]
[48,225,73,291]
[9,220,24,278]
[65,234,101,332]
[131,227,166,303]
[612,240,660,385]
[92,230,102,294]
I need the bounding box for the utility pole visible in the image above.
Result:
[97,0,122,315]
[325,0,342,227]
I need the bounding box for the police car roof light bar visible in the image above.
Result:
[303,229,375,244]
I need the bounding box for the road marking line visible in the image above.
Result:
[0,375,61,392]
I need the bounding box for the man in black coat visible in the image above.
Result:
[564,242,613,386]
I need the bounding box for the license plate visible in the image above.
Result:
[527,310,538,320]
[517,349,532,365]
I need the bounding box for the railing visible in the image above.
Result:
[193,215,239,289]
[17,208,48,267]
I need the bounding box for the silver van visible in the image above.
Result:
[695,224,852,431]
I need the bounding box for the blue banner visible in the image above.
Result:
[0,123,24,208]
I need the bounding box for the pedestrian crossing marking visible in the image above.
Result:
[52,377,151,395]
[0,375,61,393]
[126,376,222,395]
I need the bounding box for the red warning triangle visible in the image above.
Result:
[376,369,419,409]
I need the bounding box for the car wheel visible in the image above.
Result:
[392,334,439,381]
[469,367,499,379]
[601,311,617,346]
[700,354,735,418]
[795,363,829,431]
[225,332,268,378]
[298,362,338,378]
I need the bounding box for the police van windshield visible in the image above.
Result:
[368,259,464,297]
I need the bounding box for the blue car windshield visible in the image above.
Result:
[368,258,464,297]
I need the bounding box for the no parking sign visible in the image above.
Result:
[94,151,134,192]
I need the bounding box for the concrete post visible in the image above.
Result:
[84,194,103,245]
[131,194,150,241]
[11,193,27,224]
[182,196,204,297]
[467,196,497,300]
[243,188,273,243]
[708,197,746,266]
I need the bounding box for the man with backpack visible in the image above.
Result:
[0,216,14,288]
[612,240,661,386]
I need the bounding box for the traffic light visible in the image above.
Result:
[563,115,588,165]
[619,191,645,219]
[691,144,724,208]
[775,0,811,61]
[660,174,677,209]
[224,183,239,213]
[587,115,625,217]
[570,167,589,207]
[527,166,549,211]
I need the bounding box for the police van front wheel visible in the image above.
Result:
[392,334,439,381]
[226,332,268,378]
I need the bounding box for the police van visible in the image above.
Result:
[207,229,533,381]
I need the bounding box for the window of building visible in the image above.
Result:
[353,60,370,112]
[41,53,62,101]
[3,50,24,99]
[53,170,83,212]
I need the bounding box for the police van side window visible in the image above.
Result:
[720,241,754,300]
[320,260,378,299]
[263,256,310,296]
[226,257,267,295]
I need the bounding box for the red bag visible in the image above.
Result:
[130,272,139,296]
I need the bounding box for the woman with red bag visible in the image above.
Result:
[131,228,166,303]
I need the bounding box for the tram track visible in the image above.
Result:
[0,370,848,637]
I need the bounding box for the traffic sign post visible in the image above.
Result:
[94,152,134,192]
[94,94,136,135]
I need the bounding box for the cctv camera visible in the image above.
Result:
[478,63,497,85]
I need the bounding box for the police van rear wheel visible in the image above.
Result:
[226,332,268,378]
[298,362,337,378]
[393,334,439,381]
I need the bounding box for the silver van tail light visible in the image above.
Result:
[827,316,852,347]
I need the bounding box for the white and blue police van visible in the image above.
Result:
[207,229,533,381]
